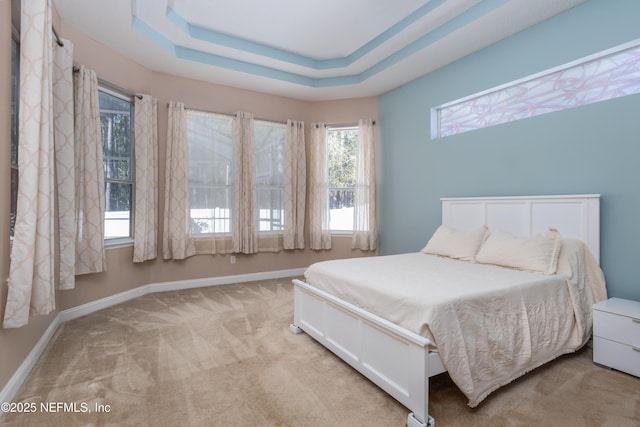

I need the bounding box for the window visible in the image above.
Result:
[433,40,640,138]
[327,127,358,232]
[255,120,286,232]
[10,32,19,242]
[99,88,134,239]
[186,111,286,236]
[186,110,234,234]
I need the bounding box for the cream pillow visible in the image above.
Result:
[421,225,488,261]
[475,229,562,274]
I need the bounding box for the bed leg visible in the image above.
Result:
[289,324,303,334]
[407,413,434,427]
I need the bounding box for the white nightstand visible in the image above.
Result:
[593,297,640,377]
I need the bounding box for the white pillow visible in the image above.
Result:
[475,229,562,274]
[421,225,488,261]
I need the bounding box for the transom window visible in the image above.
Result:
[98,87,134,239]
[327,127,358,233]
[433,40,640,138]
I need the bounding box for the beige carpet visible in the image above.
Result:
[2,278,639,427]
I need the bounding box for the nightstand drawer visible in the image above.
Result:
[593,337,640,377]
[593,309,640,346]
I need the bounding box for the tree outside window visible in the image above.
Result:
[186,112,287,236]
[99,89,133,239]
[186,111,234,235]
[255,120,286,233]
[327,127,357,232]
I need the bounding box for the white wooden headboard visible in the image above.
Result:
[441,195,600,263]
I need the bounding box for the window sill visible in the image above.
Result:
[331,231,353,236]
[192,233,285,239]
[105,237,134,250]
[193,233,232,239]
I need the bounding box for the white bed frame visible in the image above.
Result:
[290,195,600,427]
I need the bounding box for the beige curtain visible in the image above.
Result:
[133,95,158,262]
[308,123,331,250]
[53,39,75,289]
[163,101,196,260]
[283,120,306,250]
[74,66,106,274]
[232,112,257,253]
[352,119,377,250]
[4,0,57,328]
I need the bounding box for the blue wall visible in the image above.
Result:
[378,0,640,301]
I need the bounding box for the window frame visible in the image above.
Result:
[185,111,288,238]
[254,119,286,235]
[98,85,135,246]
[326,125,358,235]
[431,38,640,139]
[10,28,19,249]
[186,109,235,237]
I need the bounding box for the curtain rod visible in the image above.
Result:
[169,104,291,125]
[72,67,143,99]
[314,121,376,128]
[52,26,64,47]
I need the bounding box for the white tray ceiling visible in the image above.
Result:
[53,0,585,101]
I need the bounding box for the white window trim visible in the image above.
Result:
[331,230,353,236]
[99,85,135,241]
[186,110,288,237]
[254,119,287,235]
[9,28,19,251]
[327,125,357,235]
[186,109,234,236]
[105,237,134,249]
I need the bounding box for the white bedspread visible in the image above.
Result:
[303,240,606,407]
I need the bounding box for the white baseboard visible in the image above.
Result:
[148,268,305,294]
[0,316,62,407]
[58,285,150,323]
[60,267,305,323]
[0,268,305,409]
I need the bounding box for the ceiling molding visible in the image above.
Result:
[53,0,586,100]
[131,0,515,88]
[164,0,450,71]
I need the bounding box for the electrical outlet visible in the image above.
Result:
[230,255,236,264]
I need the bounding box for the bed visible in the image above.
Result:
[289,195,607,427]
